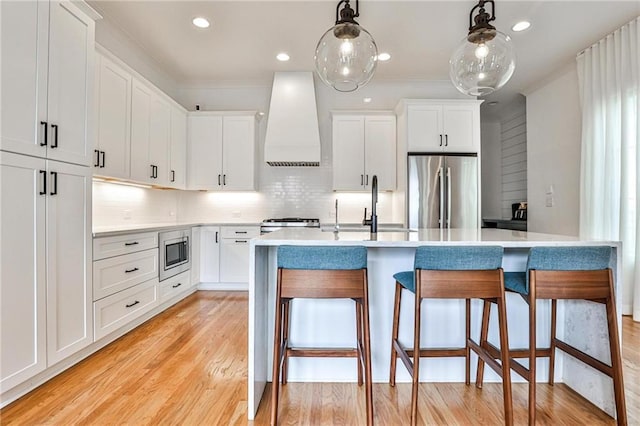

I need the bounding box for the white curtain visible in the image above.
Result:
[577,17,640,322]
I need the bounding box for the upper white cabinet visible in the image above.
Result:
[1,151,93,389]
[187,112,257,191]
[332,113,396,191]
[94,53,131,179]
[398,100,482,153]
[0,1,95,166]
[169,105,187,189]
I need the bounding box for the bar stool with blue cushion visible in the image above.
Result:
[477,246,627,425]
[271,245,372,426]
[389,246,513,426]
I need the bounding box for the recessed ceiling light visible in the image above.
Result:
[276,52,290,62]
[363,97,372,103]
[192,17,210,28]
[511,21,531,32]
[377,52,391,61]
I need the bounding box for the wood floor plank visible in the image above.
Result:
[1,292,638,425]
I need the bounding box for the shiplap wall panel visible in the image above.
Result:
[501,110,527,219]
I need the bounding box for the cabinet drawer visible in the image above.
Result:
[93,279,158,341]
[221,226,259,239]
[159,270,191,302]
[93,231,158,260]
[93,248,158,300]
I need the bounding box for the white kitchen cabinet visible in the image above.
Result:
[190,227,201,286]
[220,239,251,283]
[332,113,396,191]
[0,151,93,385]
[199,226,221,283]
[0,0,95,166]
[130,79,171,186]
[94,53,131,179]
[159,270,191,302]
[400,100,482,153]
[93,248,159,300]
[187,112,257,191]
[169,105,187,189]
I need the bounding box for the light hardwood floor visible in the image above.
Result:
[1,292,638,425]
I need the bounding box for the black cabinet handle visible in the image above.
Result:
[235,240,248,243]
[172,283,182,289]
[39,170,47,195]
[218,174,221,186]
[439,134,443,147]
[150,165,155,179]
[51,124,58,148]
[366,175,369,186]
[215,231,218,243]
[100,151,105,168]
[171,170,175,182]
[235,231,248,234]
[445,134,448,147]
[361,174,364,186]
[40,121,48,146]
[125,267,139,273]
[154,165,158,178]
[125,300,140,308]
[124,241,139,246]
[50,171,57,195]
[94,149,100,167]
[223,174,226,185]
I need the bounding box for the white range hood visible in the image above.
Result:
[264,72,321,167]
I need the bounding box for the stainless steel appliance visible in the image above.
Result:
[408,154,478,229]
[159,228,191,281]
[260,218,320,234]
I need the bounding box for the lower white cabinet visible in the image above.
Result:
[93,248,158,300]
[1,151,92,391]
[159,270,191,302]
[198,225,259,288]
[93,279,158,340]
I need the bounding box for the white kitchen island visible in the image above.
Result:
[248,228,622,419]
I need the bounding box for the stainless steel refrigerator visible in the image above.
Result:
[408,154,479,229]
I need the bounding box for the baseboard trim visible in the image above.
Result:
[197,282,248,291]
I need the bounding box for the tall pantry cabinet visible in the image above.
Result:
[0,0,96,394]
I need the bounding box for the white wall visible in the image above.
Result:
[480,122,502,219]
[526,64,582,236]
[500,98,527,219]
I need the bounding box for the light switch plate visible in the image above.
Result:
[545,195,554,207]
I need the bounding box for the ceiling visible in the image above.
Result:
[89,1,639,115]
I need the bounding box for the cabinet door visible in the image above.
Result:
[407,105,443,152]
[332,115,365,191]
[364,116,396,191]
[222,115,255,191]
[169,106,187,189]
[0,152,47,390]
[149,95,171,186]
[46,1,94,166]
[199,226,220,283]
[130,79,153,183]
[220,239,250,283]
[0,0,49,159]
[95,54,131,179]
[442,105,477,153]
[46,160,92,365]
[187,115,223,190]
[190,227,201,286]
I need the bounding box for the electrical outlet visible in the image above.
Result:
[123,209,132,220]
[169,210,175,217]
[545,195,554,207]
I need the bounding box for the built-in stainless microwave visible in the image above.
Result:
[159,228,191,281]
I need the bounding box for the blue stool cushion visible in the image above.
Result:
[393,271,415,292]
[506,246,612,295]
[277,245,367,270]
[395,246,504,293]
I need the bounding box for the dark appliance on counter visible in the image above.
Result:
[260,218,320,234]
[159,228,191,281]
[483,202,527,231]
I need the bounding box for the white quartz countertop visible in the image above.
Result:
[92,222,261,238]
[253,228,619,248]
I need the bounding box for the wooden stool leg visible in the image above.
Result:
[271,299,284,426]
[281,300,290,385]
[465,298,471,385]
[528,292,537,425]
[497,294,514,426]
[356,299,364,386]
[475,300,491,389]
[411,292,422,426]
[548,299,557,385]
[605,286,627,425]
[390,281,402,386]
[363,283,374,426]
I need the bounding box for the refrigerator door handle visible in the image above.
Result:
[439,167,445,228]
[447,167,452,228]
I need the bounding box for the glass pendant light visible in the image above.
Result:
[314,0,378,92]
[449,0,515,96]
